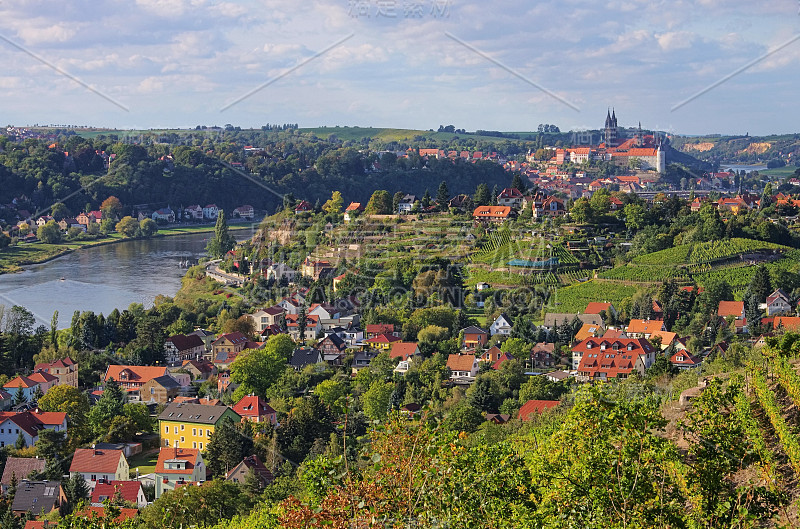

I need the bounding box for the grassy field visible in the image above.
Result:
[760,166,798,178]
[128,450,160,476]
[297,126,539,144]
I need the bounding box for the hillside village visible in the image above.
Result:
[1,117,800,527]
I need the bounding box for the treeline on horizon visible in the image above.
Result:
[0,130,526,219]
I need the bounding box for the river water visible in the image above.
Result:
[0,231,252,329]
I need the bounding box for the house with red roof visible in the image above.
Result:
[79,507,139,524]
[669,349,702,370]
[285,314,321,341]
[3,376,40,402]
[717,301,745,319]
[226,455,273,488]
[104,365,172,398]
[473,206,513,224]
[90,480,147,508]
[497,188,523,208]
[232,395,277,426]
[774,317,800,331]
[584,302,617,318]
[533,197,566,218]
[491,353,514,370]
[344,202,364,222]
[478,345,504,363]
[518,400,560,421]
[0,410,67,448]
[69,448,129,490]
[27,372,58,394]
[446,354,478,381]
[34,357,77,388]
[365,324,398,339]
[294,200,313,213]
[364,333,402,351]
[573,338,657,382]
[211,332,249,357]
[389,342,421,361]
[625,319,666,339]
[154,447,206,498]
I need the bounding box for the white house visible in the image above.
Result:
[232,205,254,220]
[397,194,416,214]
[202,204,219,220]
[446,354,478,380]
[0,411,67,449]
[185,205,204,220]
[152,208,175,223]
[69,448,129,491]
[264,263,296,283]
[489,313,513,337]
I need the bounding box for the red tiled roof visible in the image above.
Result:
[584,302,612,315]
[365,324,394,334]
[91,481,143,505]
[104,365,168,384]
[212,332,248,346]
[166,334,205,352]
[626,319,665,334]
[718,301,744,318]
[518,400,559,420]
[155,447,200,475]
[80,507,138,523]
[365,334,401,345]
[69,449,125,474]
[389,342,419,360]
[232,395,275,418]
[574,338,655,380]
[446,354,476,372]
[4,376,37,389]
[28,372,58,385]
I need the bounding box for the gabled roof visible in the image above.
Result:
[626,319,666,334]
[27,372,58,385]
[365,333,401,345]
[2,457,46,485]
[461,325,488,335]
[290,348,322,368]
[232,395,276,418]
[212,332,248,346]
[155,447,201,475]
[69,449,125,474]
[473,206,512,218]
[446,354,476,372]
[104,365,168,383]
[385,342,417,360]
[4,376,38,389]
[90,481,143,505]
[498,188,523,199]
[669,350,701,366]
[584,302,613,315]
[365,323,394,334]
[158,402,239,425]
[492,353,514,370]
[226,454,273,485]
[318,333,346,350]
[518,400,559,420]
[767,289,791,303]
[166,334,205,351]
[34,357,75,372]
[717,301,744,318]
[147,375,181,390]
[12,481,61,514]
[774,317,800,330]
[574,323,603,342]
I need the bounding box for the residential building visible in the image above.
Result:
[264,263,296,283]
[154,447,206,499]
[184,205,203,220]
[518,400,560,421]
[389,342,421,362]
[478,346,504,363]
[158,402,241,449]
[669,350,702,370]
[69,448,129,491]
[90,481,147,508]
[489,313,513,337]
[584,302,617,319]
[33,357,78,388]
[717,301,745,320]
[140,375,181,404]
[625,319,667,339]
[533,197,566,218]
[473,205,513,224]
[364,333,401,351]
[211,332,249,358]
[27,372,58,394]
[352,350,377,372]
[343,202,364,222]
[286,314,321,341]
[164,334,206,365]
[531,343,557,368]
[12,481,65,517]
[104,365,171,399]
[294,200,313,213]
[232,205,254,220]
[365,324,398,339]
[573,338,657,382]
[542,313,603,331]
[289,348,323,370]
[3,377,39,402]
[0,411,68,448]
[152,208,175,223]
[574,323,604,342]
[1,458,45,493]
[446,354,478,380]
[181,360,216,381]
[225,455,273,488]
[766,289,793,316]
[397,194,416,214]
[300,258,334,280]
[232,395,277,426]
[202,204,219,220]
[461,326,489,349]
[497,188,523,208]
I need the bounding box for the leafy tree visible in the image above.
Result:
[321,191,343,214]
[442,402,484,433]
[123,402,153,433]
[139,218,158,236]
[100,196,123,219]
[277,397,334,463]
[361,380,394,421]
[589,187,611,216]
[36,220,62,244]
[365,190,392,215]
[115,216,139,237]
[313,379,348,408]
[88,378,124,437]
[206,417,255,478]
[570,197,592,223]
[499,337,530,358]
[207,210,236,258]
[623,203,647,231]
[138,479,248,528]
[230,334,294,399]
[50,202,70,221]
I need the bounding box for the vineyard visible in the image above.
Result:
[465,268,559,287]
[633,238,789,267]
[598,264,691,282]
[547,279,639,314]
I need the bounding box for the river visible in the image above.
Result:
[0,231,253,329]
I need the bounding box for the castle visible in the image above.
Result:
[591,109,665,173]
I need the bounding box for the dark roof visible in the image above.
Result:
[12,481,61,514]
[166,334,204,352]
[2,458,46,485]
[290,348,321,368]
[149,375,181,390]
[158,402,239,425]
[319,333,346,350]
[461,326,488,335]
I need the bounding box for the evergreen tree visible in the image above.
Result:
[49,310,58,346]
[298,305,307,342]
[88,378,125,437]
[63,472,89,513]
[205,417,254,478]
[491,185,499,205]
[206,210,236,259]
[421,190,431,209]
[474,183,491,206]
[31,385,43,403]
[511,173,526,193]
[12,386,25,406]
[747,264,772,303]
[436,181,450,210]
[468,377,496,412]
[14,431,25,450]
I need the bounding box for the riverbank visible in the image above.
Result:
[0,223,253,274]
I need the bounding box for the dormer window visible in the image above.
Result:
[627,344,633,351]
[586,343,592,349]
[600,343,606,351]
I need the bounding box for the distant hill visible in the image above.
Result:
[671,133,800,167]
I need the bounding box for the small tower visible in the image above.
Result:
[604,108,618,147]
[635,121,643,147]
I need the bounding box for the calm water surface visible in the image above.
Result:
[0,232,250,328]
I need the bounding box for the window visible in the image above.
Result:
[174,427,178,434]
[193,428,196,436]
[207,429,212,437]
[181,436,185,443]
[165,426,169,434]
[91,475,97,481]
[193,442,197,448]
[199,443,203,450]
[181,424,185,431]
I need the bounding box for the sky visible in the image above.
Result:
[0,0,798,135]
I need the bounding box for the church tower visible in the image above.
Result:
[635,121,643,147]
[604,108,618,147]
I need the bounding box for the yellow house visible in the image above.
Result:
[363,334,401,351]
[158,402,241,451]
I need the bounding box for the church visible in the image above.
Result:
[600,109,665,173]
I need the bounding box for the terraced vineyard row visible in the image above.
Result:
[733,390,780,485]
[751,367,800,476]
[597,265,690,282]
[466,268,559,287]
[632,238,788,267]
